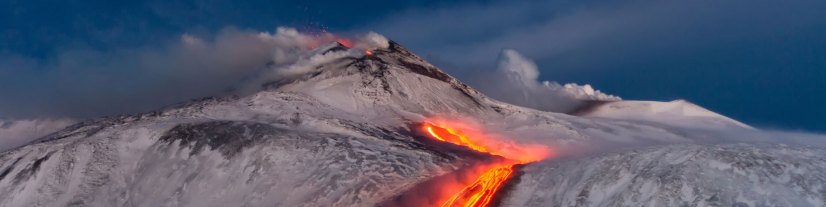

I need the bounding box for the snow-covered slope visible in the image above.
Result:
[269,41,495,117]
[0,41,489,207]
[0,38,824,207]
[0,92,469,206]
[578,100,753,130]
[502,144,826,207]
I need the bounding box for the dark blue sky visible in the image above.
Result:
[2,0,825,132]
[1,0,463,57]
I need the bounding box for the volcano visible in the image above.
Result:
[1,38,825,207]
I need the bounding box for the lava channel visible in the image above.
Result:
[420,121,551,207]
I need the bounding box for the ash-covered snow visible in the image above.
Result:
[1,35,824,207]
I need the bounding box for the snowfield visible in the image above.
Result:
[502,144,826,207]
[1,38,824,207]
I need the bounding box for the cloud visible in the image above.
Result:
[0,27,390,146]
[0,27,385,121]
[354,32,390,49]
[468,49,618,113]
[0,118,76,152]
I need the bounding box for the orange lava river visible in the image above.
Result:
[439,165,514,207]
[422,121,551,207]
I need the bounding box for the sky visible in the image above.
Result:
[1,0,825,133]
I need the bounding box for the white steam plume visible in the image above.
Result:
[476,49,618,113]
[0,27,389,147]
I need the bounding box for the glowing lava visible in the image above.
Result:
[421,121,551,207]
[336,38,353,48]
[422,122,549,164]
[425,125,492,155]
[440,165,514,207]
[302,34,375,57]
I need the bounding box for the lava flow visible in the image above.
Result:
[439,165,514,207]
[421,121,551,207]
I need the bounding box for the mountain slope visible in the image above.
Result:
[502,144,826,207]
[0,42,488,207]
[577,100,752,129]
[0,93,467,206]
[1,38,824,207]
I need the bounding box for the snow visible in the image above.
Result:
[0,39,824,207]
[580,100,754,130]
[501,144,826,207]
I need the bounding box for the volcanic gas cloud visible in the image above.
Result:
[421,118,553,207]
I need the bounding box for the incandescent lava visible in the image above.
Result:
[420,120,552,207]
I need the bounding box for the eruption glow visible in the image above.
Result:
[421,120,552,207]
[335,38,353,48]
[439,165,514,207]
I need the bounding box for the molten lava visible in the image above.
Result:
[421,121,551,207]
[422,122,549,164]
[425,125,492,155]
[440,165,514,207]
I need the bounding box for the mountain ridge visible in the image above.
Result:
[1,39,824,207]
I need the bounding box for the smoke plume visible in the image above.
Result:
[473,49,618,113]
[0,27,388,148]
